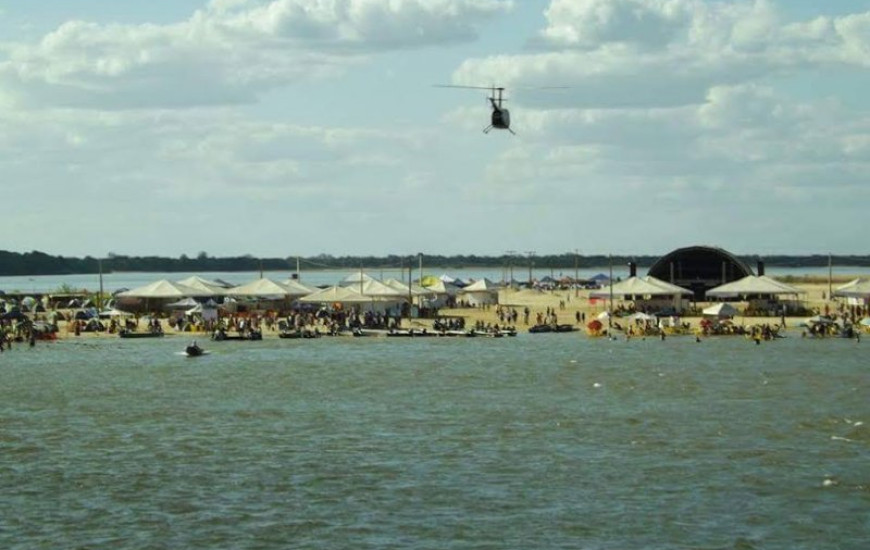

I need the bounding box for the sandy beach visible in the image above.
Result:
[28,276,864,342]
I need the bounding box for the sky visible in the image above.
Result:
[1,0,869,259]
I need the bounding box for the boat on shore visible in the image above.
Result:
[529,323,577,334]
[278,329,322,339]
[119,328,164,338]
[212,328,262,341]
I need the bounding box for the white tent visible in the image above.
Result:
[422,280,461,295]
[459,278,500,306]
[118,279,214,299]
[589,276,692,299]
[176,276,228,295]
[300,285,405,314]
[421,279,461,308]
[228,278,311,299]
[359,279,405,298]
[706,275,803,298]
[834,278,870,299]
[339,271,375,287]
[702,303,738,318]
[280,279,316,296]
[383,278,430,296]
[462,278,500,292]
[185,303,219,322]
[300,285,377,304]
[166,297,200,309]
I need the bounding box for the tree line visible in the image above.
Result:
[1,250,869,277]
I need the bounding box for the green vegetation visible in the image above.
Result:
[1,250,868,277]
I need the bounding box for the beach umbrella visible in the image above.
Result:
[596,311,612,321]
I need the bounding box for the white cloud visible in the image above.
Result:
[0,0,512,110]
[537,0,696,50]
[454,1,870,109]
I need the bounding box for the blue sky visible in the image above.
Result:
[1,0,868,258]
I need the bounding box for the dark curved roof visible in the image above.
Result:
[647,246,754,299]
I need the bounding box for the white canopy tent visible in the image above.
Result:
[185,303,219,322]
[228,278,312,299]
[383,278,430,297]
[176,276,229,295]
[834,278,870,299]
[339,271,376,287]
[300,285,370,304]
[589,276,693,299]
[705,275,804,298]
[459,278,500,306]
[166,297,200,309]
[358,279,405,298]
[421,280,461,308]
[116,279,214,312]
[589,276,693,313]
[118,280,214,299]
[300,285,406,314]
[280,279,317,296]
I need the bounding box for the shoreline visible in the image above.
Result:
[30,278,863,342]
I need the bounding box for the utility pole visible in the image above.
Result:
[608,254,614,329]
[526,251,535,286]
[98,258,104,310]
[574,249,580,297]
[506,250,517,287]
[407,257,412,317]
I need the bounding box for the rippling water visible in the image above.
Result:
[1,334,867,549]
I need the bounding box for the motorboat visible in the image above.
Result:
[528,323,578,334]
[184,342,206,357]
[119,328,164,338]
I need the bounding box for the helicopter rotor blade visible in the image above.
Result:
[433,84,505,92]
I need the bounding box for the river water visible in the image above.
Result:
[1,333,866,549]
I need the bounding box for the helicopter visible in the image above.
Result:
[435,85,515,135]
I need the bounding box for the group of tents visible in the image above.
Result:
[590,273,870,317]
[113,273,504,314]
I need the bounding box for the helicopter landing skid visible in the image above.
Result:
[483,125,516,135]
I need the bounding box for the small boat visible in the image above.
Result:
[386,328,436,337]
[278,329,321,339]
[528,324,578,334]
[119,328,164,338]
[184,343,207,357]
[212,328,263,341]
